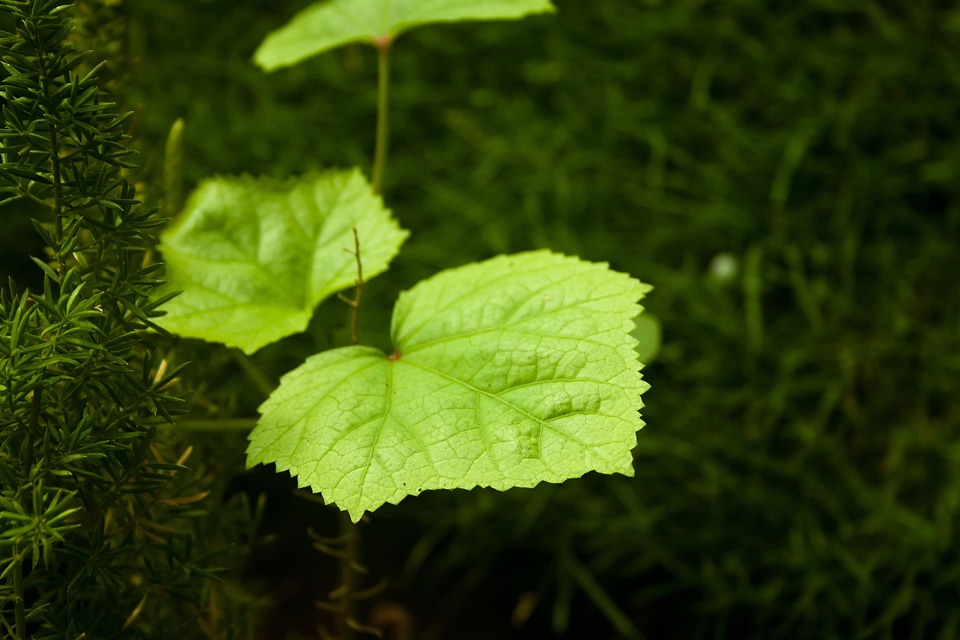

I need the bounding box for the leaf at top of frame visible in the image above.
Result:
[247,250,651,522]
[254,0,556,71]
[155,169,408,354]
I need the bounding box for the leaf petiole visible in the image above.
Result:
[371,35,392,194]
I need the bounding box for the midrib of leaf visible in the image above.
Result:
[493,376,634,396]
[274,185,316,310]
[404,328,622,361]
[357,359,395,494]
[273,355,387,454]
[294,353,385,406]
[330,1,373,38]
[382,0,396,35]
[399,358,619,465]
[301,172,359,305]
[316,0,376,40]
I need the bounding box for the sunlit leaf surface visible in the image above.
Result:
[156,169,408,354]
[248,251,650,521]
[254,0,555,70]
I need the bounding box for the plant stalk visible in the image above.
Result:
[336,227,366,640]
[163,117,186,216]
[48,129,65,276]
[25,387,41,473]
[231,349,276,397]
[13,543,25,640]
[371,37,392,194]
[36,38,65,277]
[349,228,363,345]
[169,418,258,431]
[337,513,359,640]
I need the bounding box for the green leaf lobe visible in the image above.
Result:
[156,169,407,354]
[254,0,556,71]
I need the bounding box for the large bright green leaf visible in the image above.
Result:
[248,251,651,521]
[156,169,408,354]
[254,0,556,71]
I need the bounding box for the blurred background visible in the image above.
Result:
[7,0,958,638]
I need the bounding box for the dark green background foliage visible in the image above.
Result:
[4,0,958,638]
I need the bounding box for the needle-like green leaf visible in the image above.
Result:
[156,169,408,354]
[248,251,651,521]
[254,0,556,71]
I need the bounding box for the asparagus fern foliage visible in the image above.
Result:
[0,1,209,638]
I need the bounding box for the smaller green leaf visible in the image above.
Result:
[155,169,408,354]
[254,0,556,71]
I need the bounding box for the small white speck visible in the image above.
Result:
[708,253,738,282]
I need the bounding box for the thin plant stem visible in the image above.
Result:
[350,228,363,345]
[36,39,65,277]
[169,418,258,431]
[13,543,25,640]
[336,228,365,640]
[49,129,64,276]
[336,227,364,346]
[25,386,40,473]
[231,349,276,397]
[371,37,392,194]
[337,513,359,640]
[164,118,186,216]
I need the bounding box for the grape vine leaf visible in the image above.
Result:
[254,0,556,71]
[248,251,651,522]
[155,169,408,354]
